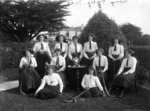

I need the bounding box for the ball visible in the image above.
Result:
[74,99,77,102]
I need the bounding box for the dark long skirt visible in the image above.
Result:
[82,52,95,67]
[35,52,51,78]
[19,67,41,95]
[37,85,59,99]
[113,68,135,88]
[107,55,121,81]
[83,87,103,98]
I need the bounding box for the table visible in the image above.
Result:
[66,65,87,90]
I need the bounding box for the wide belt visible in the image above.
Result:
[86,51,95,58]
[112,55,119,59]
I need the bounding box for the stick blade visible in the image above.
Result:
[63,99,73,103]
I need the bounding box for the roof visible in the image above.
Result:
[61,26,82,31]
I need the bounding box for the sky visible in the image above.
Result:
[63,0,150,35]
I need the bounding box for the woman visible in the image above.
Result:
[113,49,137,97]
[108,37,124,81]
[35,65,63,99]
[33,34,52,78]
[93,48,109,96]
[81,66,105,98]
[83,33,98,66]
[68,35,83,66]
[19,49,41,95]
[50,48,66,87]
[54,35,68,58]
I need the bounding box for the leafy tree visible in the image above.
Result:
[120,23,142,44]
[133,34,150,46]
[0,0,69,42]
[80,11,126,53]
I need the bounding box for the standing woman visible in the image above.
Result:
[19,49,41,95]
[83,33,98,66]
[50,48,66,87]
[81,66,105,98]
[108,37,124,81]
[33,34,52,78]
[35,65,63,100]
[68,35,83,66]
[54,35,68,58]
[113,49,137,97]
[93,48,109,96]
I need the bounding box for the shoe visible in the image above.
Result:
[118,90,124,98]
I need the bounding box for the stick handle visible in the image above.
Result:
[73,89,89,100]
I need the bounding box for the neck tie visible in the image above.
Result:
[126,58,129,67]
[114,44,116,51]
[75,43,77,53]
[56,57,60,67]
[89,41,91,49]
[60,43,62,49]
[99,56,101,67]
[41,43,44,50]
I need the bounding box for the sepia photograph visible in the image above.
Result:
[0,0,150,111]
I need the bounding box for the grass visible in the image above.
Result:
[0,87,150,111]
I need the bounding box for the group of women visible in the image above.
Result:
[19,33,137,100]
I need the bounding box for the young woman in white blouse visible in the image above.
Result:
[35,65,63,99]
[81,66,105,98]
[68,35,83,66]
[113,49,137,97]
[83,33,98,66]
[108,37,124,81]
[54,35,68,58]
[33,34,52,78]
[19,49,41,95]
[50,48,66,87]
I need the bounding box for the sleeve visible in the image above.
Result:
[95,77,103,91]
[32,57,37,67]
[37,76,46,91]
[95,42,98,50]
[81,75,86,89]
[64,44,68,58]
[19,58,24,68]
[50,58,55,65]
[108,46,113,59]
[83,43,88,59]
[57,74,64,93]
[79,44,83,59]
[59,57,66,71]
[103,57,108,72]
[33,43,37,53]
[93,57,96,70]
[68,45,73,60]
[118,59,125,74]
[126,58,137,74]
[118,45,124,59]
[46,44,52,58]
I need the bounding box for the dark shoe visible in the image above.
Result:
[118,90,124,98]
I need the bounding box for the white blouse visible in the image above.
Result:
[93,55,108,72]
[50,55,66,71]
[33,41,52,57]
[19,56,37,68]
[83,41,98,58]
[118,56,137,74]
[54,42,68,58]
[81,74,103,91]
[108,43,124,59]
[37,73,63,93]
[68,43,83,60]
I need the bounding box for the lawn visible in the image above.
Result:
[0,87,150,111]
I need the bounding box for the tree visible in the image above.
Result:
[0,0,69,42]
[120,23,142,44]
[80,11,126,53]
[132,34,150,46]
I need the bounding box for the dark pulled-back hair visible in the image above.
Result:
[111,36,122,46]
[36,34,47,41]
[88,66,97,76]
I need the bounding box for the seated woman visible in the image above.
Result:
[54,35,68,58]
[93,48,109,96]
[68,35,83,66]
[113,49,137,97]
[50,48,66,87]
[81,66,105,98]
[35,65,63,100]
[19,49,41,95]
[83,33,98,66]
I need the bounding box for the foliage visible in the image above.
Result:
[0,0,69,42]
[132,34,150,46]
[80,11,126,53]
[120,23,142,44]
